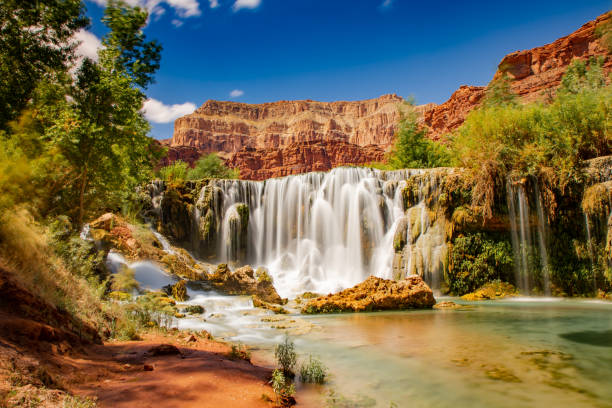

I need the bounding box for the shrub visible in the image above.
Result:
[270,369,295,407]
[171,280,188,301]
[274,333,297,376]
[447,233,514,295]
[387,103,451,169]
[158,160,189,182]
[299,355,327,384]
[228,343,251,362]
[186,153,239,180]
[111,266,139,293]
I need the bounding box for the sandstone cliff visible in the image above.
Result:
[171,94,403,152]
[165,12,611,178]
[422,12,611,139]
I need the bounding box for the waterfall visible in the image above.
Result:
[189,167,444,298]
[506,177,550,294]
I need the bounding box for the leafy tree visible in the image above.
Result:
[387,103,451,169]
[45,0,162,225]
[0,0,87,129]
[187,153,239,180]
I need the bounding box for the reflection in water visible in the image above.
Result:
[560,330,612,347]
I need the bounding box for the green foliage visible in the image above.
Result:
[171,280,188,301]
[483,73,517,108]
[186,153,240,180]
[228,343,251,361]
[101,0,162,88]
[0,0,88,128]
[447,233,514,295]
[387,104,451,169]
[158,160,189,182]
[270,369,295,406]
[299,355,327,384]
[451,58,612,218]
[275,333,297,375]
[111,266,139,293]
[595,13,612,53]
[48,216,107,281]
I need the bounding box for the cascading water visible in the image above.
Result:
[506,177,551,294]
[193,167,445,298]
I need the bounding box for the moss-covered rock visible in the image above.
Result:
[171,280,188,301]
[209,264,284,304]
[461,281,517,301]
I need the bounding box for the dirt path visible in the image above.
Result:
[72,332,275,408]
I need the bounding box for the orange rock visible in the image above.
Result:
[302,275,436,313]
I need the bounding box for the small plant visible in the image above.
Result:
[274,333,297,376]
[299,355,327,384]
[270,369,296,407]
[171,280,188,301]
[228,343,251,362]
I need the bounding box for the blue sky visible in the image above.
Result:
[81,0,611,139]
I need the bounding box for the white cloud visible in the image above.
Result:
[90,0,201,19]
[209,0,219,8]
[142,98,197,123]
[171,18,184,27]
[232,0,260,11]
[229,89,244,98]
[380,0,393,8]
[73,29,102,61]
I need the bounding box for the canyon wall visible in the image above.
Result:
[421,12,611,139]
[164,12,611,179]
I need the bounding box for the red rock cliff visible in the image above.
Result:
[422,12,611,139]
[170,94,404,152]
[165,12,611,178]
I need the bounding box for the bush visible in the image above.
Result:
[447,233,514,295]
[274,333,297,376]
[299,355,327,384]
[186,153,239,180]
[228,343,251,362]
[158,160,189,182]
[387,103,451,169]
[270,369,295,407]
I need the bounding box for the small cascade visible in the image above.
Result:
[184,167,446,298]
[506,177,551,294]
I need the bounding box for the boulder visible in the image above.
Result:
[302,275,436,314]
[209,264,284,304]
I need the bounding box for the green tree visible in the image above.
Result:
[0,0,87,129]
[388,103,451,169]
[187,153,239,180]
[45,0,162,225]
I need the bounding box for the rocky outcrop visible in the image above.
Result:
[422,12,612,139]
[209,264,284,304]
[163,13,611,176]
[421,86,486,140]
[227,140,386,180]
[171,94,403,152]
[301,275,435,313]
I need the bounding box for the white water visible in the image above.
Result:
[506,178,551,294]
[199,167,444,298]
[105,251,176,290]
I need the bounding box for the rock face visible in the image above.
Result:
[164,13,611,176]
[171,94,403,152]
[227,140,386,180]
[422,12,612,139]
[302,275,435,313]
